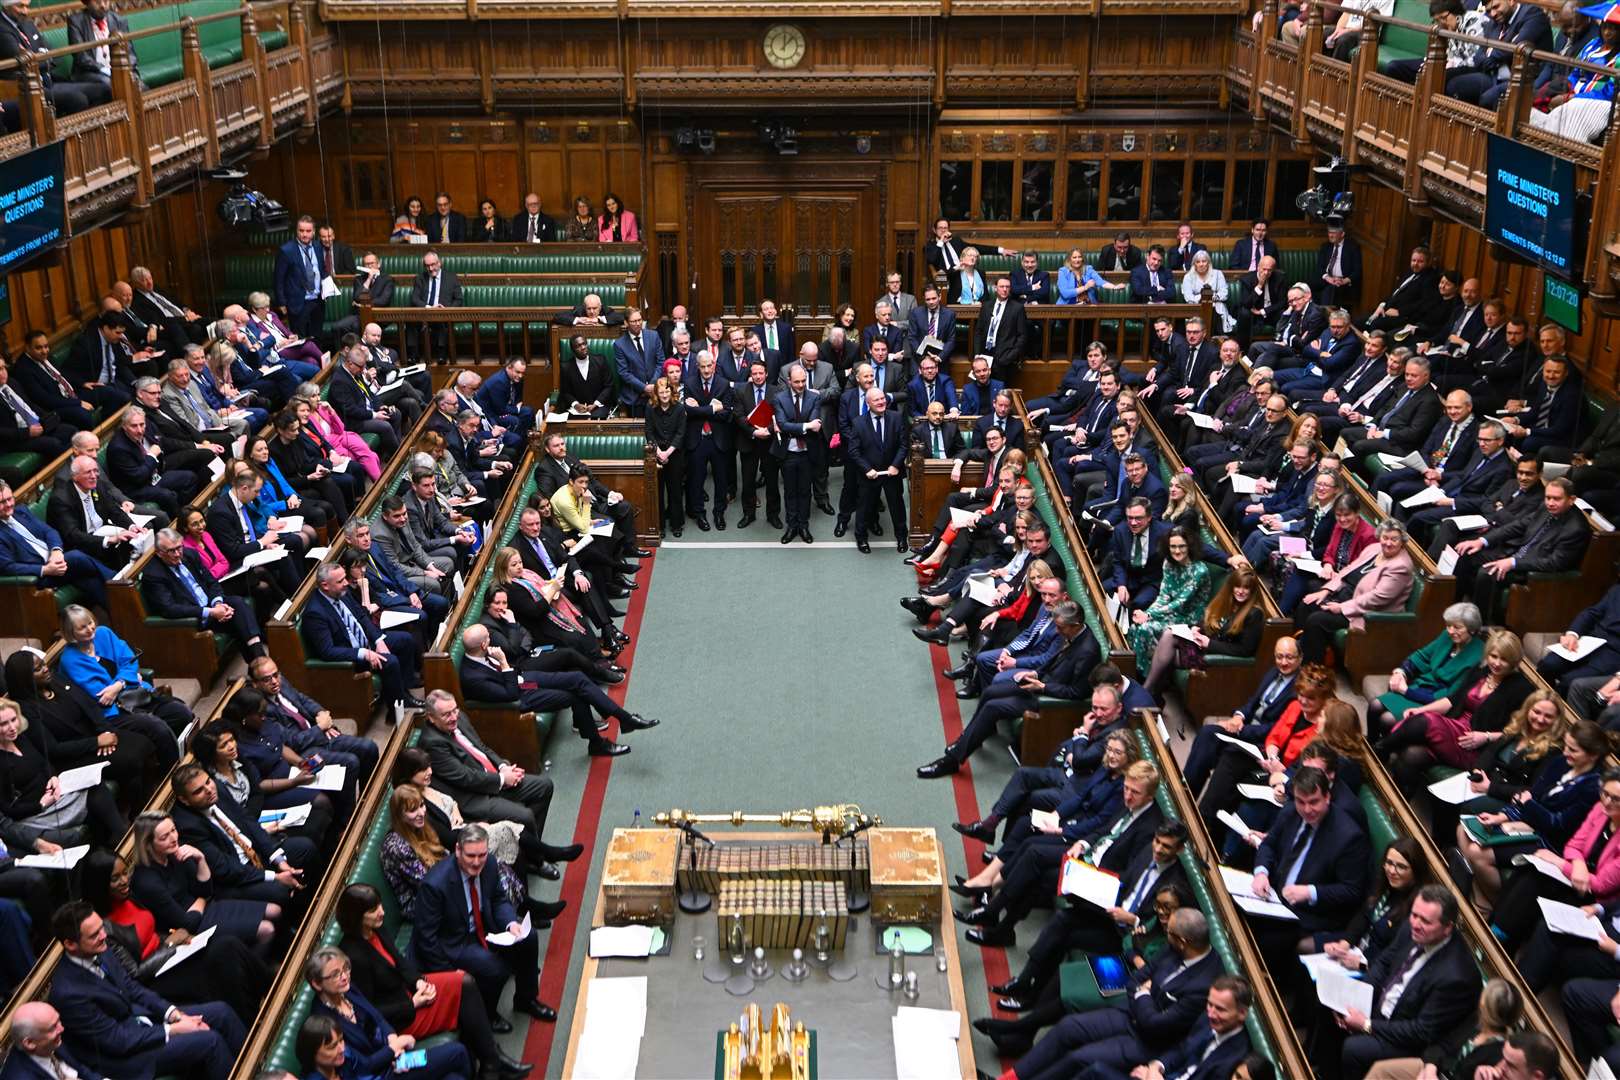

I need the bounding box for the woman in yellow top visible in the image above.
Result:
[549,465,631,591]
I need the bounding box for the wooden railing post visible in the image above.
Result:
[180,19,220,166]
[243,4,273,150]
[1341,18,1380,162]
[18,57,54,147]
[1253,0,1277,121]
[288,1,316,130]
[1296,0,1323,146]
[1496,44,1534,138]
[1404,26,1446,208]
[109,39,151,208]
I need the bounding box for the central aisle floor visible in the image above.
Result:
[526,503,1030,1076]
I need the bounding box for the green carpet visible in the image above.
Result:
[536,491,1032,1076]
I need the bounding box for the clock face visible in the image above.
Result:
[763,24,806,70]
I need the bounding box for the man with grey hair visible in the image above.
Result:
[129,265,206,352]
[329,344,404,457]
[454,370,518,452]
[1343,353,1443,459]
[862,299,905,361]
[301,562,425,712]
[47,453,141,573]
[775,361,826,544]
[143,526,264,660]
[5,1001,101,1080]
[162,355,243,440]
[819,323,858,382]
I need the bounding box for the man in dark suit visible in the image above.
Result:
[1166,222,1209,271]
[1453,475,1590,623]
[861,301,907,366]
[272,215,326,340]
[207,470,297,587]
[346,517,449,628]
[731,359,781,530]
[612,308,664,416]
[65,0,138,90]
[1334,885,1483,1080]
[128,266,204,353]
[924,218,1011,295]
[11,330,97,431]
[473,356,533,436]
[411,823,554,1024]
[302,563,425,712]
[1095,232,1144,272]
[0,355,66,457]
[1538,581,1620,696]
[418,691,583,876]
[1105,499,1170,611]
[908,284,957,367]
[553,293,624,329]
[1449,0,1554,107]
[422,191,468,244]
[1184,637,1300,801]
[510,192,556,243]
[849,387,907,554]
[957,757,1164,944]
[681,351,731,530]
[1373,388,1480,499]
[2,1002,105,1080]
[1274,309,1361,395]
[557,333,614,418]
[774,360,825,544]
[1342,355,1443,458]
[912,400,964,463]
[1229,218,1280,274]
[314,222,354,278]
[459,625,653,756]
[976,277,1030,383]
[65,311,143,410]
[1097,976,1253,1080]
[106,403,197,518]
[248,655,379,786]
[46,455,138,572]
[1249,285,1329,370]
[1233,255,1288,347]
[917,602,1097,778]
[907,354,957,419]
[170,762,317,901]
[1128,246,1174,305]
[409,250,463,361]
[956,355,1000,416]
[750,297,794,361]
[49,902,244,1080]
[534,432,647,558]
[973,390,1025,451]
[0,478,112,607]
[1401,421,1512,543]
[1009,251,1051,306]
[328,343,403,456]
[1505,353,1583,456]
[1365,246,1441,334]
[0,0,109,114]
[1316,220,1362,308]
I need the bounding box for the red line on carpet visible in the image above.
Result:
[926,639,1016,1069]
[522,553,655,1074]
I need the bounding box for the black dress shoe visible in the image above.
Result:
[495,1061,533,1079]
[619,713,660,732]
[941,663,972,680]
[607,605,629,617]
[514,998,558,1023]
[403,695,427,709]
[533,862,561,881]
[737,514,756,528]
[530,897,567,919]
[589,739,631,757]
[816,498,835,515]
[953,820,997,843]
[916,755,959,779]
[632,548,654,558]
[618,578,640,591]
[870,520,883,537]
[693,516,711,531]
[496,1051,532,1074]
[897,537,909,552]
[955,904,994,926]
[613,630,631,645]
[490,1016,513,1035]
[767,514,783,529]
[671,527,683,538]
[949,881,986,900]
[966,924,1016,947]
[973,1015,1023,1036]
[912,623,951,645]
[955,684,979,699]
[714,514,726,530]
[995,995,1031,1011]
[780,529,795,544]
[901,596,935,623]
[595,668,625,685]
[856,539,872,553]
[540,841,584,862]
[988,977,1031,997]
[833,519,848,537]
[800,528,814,544]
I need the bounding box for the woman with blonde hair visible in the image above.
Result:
[295,382,382,482]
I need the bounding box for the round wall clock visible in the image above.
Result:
[763,24,807,70]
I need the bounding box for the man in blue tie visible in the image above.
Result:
[301,563,425,713]
[1343,355,1442,458]
[850,387,908,553]
[272,215,327,342]
[964,577,1066,697]
[0,481,112,608]
[142,528,265,660]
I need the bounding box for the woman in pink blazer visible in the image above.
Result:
[1488,768,1620,949]
[1294,518,1415,662]
[597,193,638,242]
[293,384,383,482]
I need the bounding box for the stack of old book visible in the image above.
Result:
[678,839,870,895]
[714,877,851,951]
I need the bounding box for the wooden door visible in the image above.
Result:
[693,174,879,319]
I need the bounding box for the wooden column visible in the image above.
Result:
[1404,27,1446,209]
[1341,19,1379,163]
[1252,0,1277,122]
[110,40,151,208]
[181,20,220,167]
[1295,0,1323,148]
[289,2,316,131]
[244,5,273,151]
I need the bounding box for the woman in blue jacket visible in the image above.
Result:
[303,949,473,1080]
[58,604,193,736]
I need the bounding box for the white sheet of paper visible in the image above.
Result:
[1278,535,1309,557]
[330,456,350,473]
[1591,1056,1619,1080]
[1436,544,1459,575]
[1444,514,1489,531]
[1226,472,1259,494]
[1187,411,1221,430]
[545,412,571,424]
[589,521,616,538]
[1218,866,1299,920]
[1216,809,1256,839]
[484,910,532,946]
[588,924,657,958]
[319,276,340,299]
[207,457,226,481]
[966,572,1000,605]
[949,506,978,529]
[274,515,304,533]
[1291,556,1330,578]
[1059,859,1121,909]
[457,496,488,507]
[156,925,217,976]
[92,524,126,539]
[1375,491,1394,515]
[893,1009,961,1080]
[1426,770,1477,804]
[379,610,423,628]
[1106,595,1124,623]
[57,761,109,794]
[244,546,291,569]
[1548,635,1607,662]
[1028,809,1061,834]
[260,803,312,829]
[584,974,646,1037]
[1316,968,1374,1016]
[1238,782,1283,804]
[452,571,466,594]
[896,1006,961,1042]
[1376,451,1422,471]
[1524,853,1573,887]
[1539,896,1603,941]
[573,1028,640,1080]
[1300,951,1354,983]
[398,363,427,377]
[305,546,330,561]
[1216,733,1264,760]
[307,764,347,792]
[17,844,89,870]
[1400,486,1450,508]
[129,513,157,528]
[1170,623,1202,643]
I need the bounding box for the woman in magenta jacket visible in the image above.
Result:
[597,193,638,242]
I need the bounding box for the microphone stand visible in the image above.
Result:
[834,818,874,914]
[676,819,714,914]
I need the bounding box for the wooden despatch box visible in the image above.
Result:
[601,828,678,926]
[868,827,944,925]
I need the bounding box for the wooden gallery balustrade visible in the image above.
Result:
[1230,0,1620,304]
[0,0,340,229]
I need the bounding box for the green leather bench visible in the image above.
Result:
[561,434,644,460]
[43,0,288,88]
[222,253,639,295]
[1369,0,1433,75]
[1333,566,1426,662]
[548,336,622,409]
[0,489,89,611]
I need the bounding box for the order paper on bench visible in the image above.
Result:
[1436,545,1459,575]
[588,924,658,958]
[1186,411,1221,430]
[1316,968,1374,1016]
[1426,771,1476,804]
[1444,514,1489,531]
[17,844,89,870]
[1538,896,1604,942]
[1547,635,1607,662]
[306,764,347,792]
[379,610,423,628]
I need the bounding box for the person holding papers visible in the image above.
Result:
[956,576,1068,699]
[269,409,354,523]
[1339,355,1442,460]
[1141,566,1266,700]
[45,456,141,575]
[1428,689,1569,845]
[1374,629,1533,793]
[342,521,450,634]
[1536,581,1620,698]
[1365,603,1485,733]
[490,548,618,674]
[1368,388,1479,502]
[958,762,1163,948]
[209,470,303,599]
[1198,662,1336,818]
[1183,637,1301,800]
[59,606,194,738]
[412,823,554,1027]
[128,810,279,949]
[1276,494,1374,616]
[143,527,267,663]
[0,696,125,848]
[514,505,625,656]
[304,564,427,715]
[1313,835,1431,974]
[1124,528,1215,674]
[911,515,1066,647]
[247,434,332,541]
[731,359,782,530]
[1326,885,1481,1080]
[1292,519,1414,664]
[202,694,345,834]
[1450,476,1590,626]
[1392,420,1513,546]
[1102,498,1170,614]
[305,947,475,1080]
